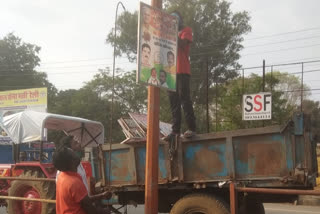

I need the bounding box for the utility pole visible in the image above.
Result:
[110,0,126,186]
[301,62,304,112]
[144,1,162,214]
[206,57,209,133]
[262,59,265,92]
[262,60,265,127]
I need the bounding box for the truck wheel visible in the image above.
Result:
[170,193,230,214]
[7,170,55,214]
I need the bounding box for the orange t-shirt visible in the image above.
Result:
[56,171,88,214]
[177,27,193,75]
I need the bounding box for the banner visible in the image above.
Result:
[0,88,47,119]
[242,92,272,120]
[137,2,178,91]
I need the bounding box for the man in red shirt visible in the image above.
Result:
[53,147,109,214]
[165,11,196,139]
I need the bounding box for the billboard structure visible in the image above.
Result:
[137,2,178,91]
[0,88,47,120]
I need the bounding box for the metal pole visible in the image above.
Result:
[109,1,126,186]
[110,1,126,143]
[242,69,244,94]
[262,60,265,127]
[206,57,209,133]
[236,187,320,196]
[215,81,218,131]
[0,177,55,182]
[230,183,238,214]
[39,140,43,162]
[262,60,265,92]
[270,66,273,93]
[301,62,304,112]
[0,196,56,204]
[145,1,162,213]
[242,69,245,128]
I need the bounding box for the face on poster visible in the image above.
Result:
[137,2,178,91]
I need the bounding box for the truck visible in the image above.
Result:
[90,112,319,213]
[0,110,319,214]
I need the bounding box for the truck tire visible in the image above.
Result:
[170,193,230,214]
[7,170,55,214]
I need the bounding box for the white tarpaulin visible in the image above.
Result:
[0,110,104,147]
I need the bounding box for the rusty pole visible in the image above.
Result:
[262,60,265,127]
[144,1,162,214]
[236,187,320,196]
[0,196,56,204]
[229,182,238,214]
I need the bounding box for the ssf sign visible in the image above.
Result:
[243,93,272,120]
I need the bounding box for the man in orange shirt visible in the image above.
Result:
[53,147,109,214]
[165,11,196,140]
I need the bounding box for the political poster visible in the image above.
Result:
[0,87,48,120]
[242,92,272,120]
[137,2,178,91]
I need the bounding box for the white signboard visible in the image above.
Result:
[137,2,178,91]
[242,92,272,120]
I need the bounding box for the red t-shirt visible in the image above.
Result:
[177,27,193,75]
[56,171,88,214]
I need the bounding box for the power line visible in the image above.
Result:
[201,34,320,50]
[1,28,320,68]
[244,35,320,49]
[40,57,126,65]
[191,43,320,57]
[0,59,133,68]
[0,69,131,77]
[197,27,320,49]
[2,34,320,69]
[244,27,320,41]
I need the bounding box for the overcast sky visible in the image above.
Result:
[1,0,320,100]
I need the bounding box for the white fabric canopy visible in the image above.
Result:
[0,110,104,147]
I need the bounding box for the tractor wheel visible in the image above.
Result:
[170,193,230,214]
[7,170,55,214]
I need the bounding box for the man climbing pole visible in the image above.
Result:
[165,11,196,140]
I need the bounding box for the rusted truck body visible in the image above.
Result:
[93,113,318,213]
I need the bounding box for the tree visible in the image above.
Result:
[0,33,58,111]
[216,72,309,130]
[272,71,310,108]
[302,100,320,141]
[107,0,251,81]
[106,0,251,134]
[51,69,150,143]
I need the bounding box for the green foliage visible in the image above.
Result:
[0,33,58,111]
[106,11,138,62]
[106,0,251,134]
[302,100,320,141]
[217,72,306,130]
[51,69,148,143]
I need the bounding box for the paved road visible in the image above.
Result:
[1,204,319,213]
[125,204,320,213]
[264,203,320,214]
